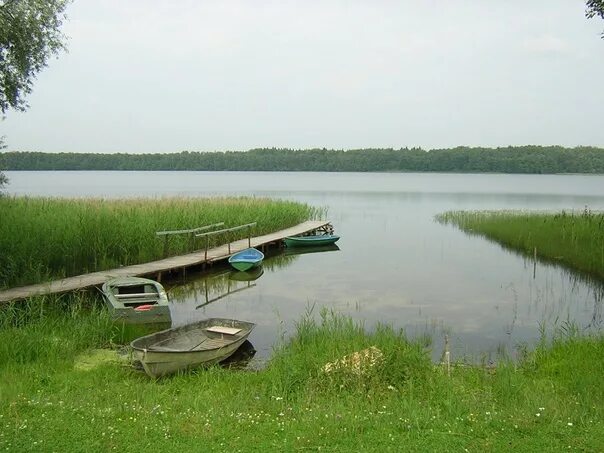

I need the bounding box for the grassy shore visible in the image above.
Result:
[1,298,603,451]
[437,209,604,281]
[0,196,320,289]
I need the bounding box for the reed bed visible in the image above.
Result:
[1,299,603,451]
[437,209,604,280]
[0,196,321,289]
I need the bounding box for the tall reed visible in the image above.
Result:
[0,196,321,288]
[436,209,604,280]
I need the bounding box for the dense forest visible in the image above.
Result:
[2,146,604,174]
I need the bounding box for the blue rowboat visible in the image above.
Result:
[228,247,264,271]
[284,234,340,248]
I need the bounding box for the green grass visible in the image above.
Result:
[1,300,603,451]
[0,196,321,289]
[436,209,604,281]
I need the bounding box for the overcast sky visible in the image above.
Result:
[1,0,603,153]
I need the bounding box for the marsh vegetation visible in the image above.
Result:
[437,209,604,280]
[0,196,319,289]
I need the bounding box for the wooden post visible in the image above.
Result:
[443,334,450,376]
[205,236,209,261]
[163,235,169,257]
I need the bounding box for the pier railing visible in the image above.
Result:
[196,222,257,260]
[156,222,224,256]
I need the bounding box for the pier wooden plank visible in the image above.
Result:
[0,220,330,303]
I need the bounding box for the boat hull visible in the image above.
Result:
[230,261,259,271]
[284,235,340,247]
[228,248,264,271]
[110,305,171,324]
[102,277,171,324]
[133,336,249,378]
[131,318,255,378]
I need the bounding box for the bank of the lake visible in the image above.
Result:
[4,146,604,173]
[437,210,604,281]
[0,196,319,289]
[1,296,603,452]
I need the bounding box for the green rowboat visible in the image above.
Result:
[284,234,340,247]
[101,277,171,324]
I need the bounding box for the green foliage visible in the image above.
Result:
[586,0,604,37]
[0,196,319,288]
[0,0,70,114]
[0,137,7,190]
[4,146,604,173]
[437,209,604,280]
[0,168,6,193]
[0,293,112,367]
[267,309,432,399]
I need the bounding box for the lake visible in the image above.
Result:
[6,171,604,364]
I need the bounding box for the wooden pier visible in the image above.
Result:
[0,220,331,303]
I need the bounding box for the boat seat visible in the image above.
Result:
[115,293,158,298]
[206,326,242,335]
[122,299,159,306]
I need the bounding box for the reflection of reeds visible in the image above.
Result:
[436,209,604,281]
[0,196,320,289]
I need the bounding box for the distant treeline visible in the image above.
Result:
[3,146,604,173]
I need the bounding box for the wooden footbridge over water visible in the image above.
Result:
[0,220,332,303]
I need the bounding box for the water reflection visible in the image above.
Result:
[282,244,341,257]
[168,268,260,307]
[229,267,264,282]
[165,234,604,366]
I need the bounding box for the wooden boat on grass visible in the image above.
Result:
[284,234,340,247]
[228,247,264,271]
[131,318,255,378]
[102,277,171,324]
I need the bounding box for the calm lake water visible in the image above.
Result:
[6,171,604,364]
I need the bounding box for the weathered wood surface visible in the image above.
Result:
[0,220,330,303]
